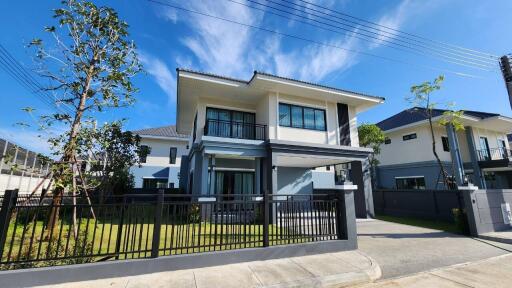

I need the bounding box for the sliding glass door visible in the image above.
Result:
[212,171,255,198]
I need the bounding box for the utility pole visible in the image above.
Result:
[499,55,512,109]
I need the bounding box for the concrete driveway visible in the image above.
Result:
[357,219,512,279]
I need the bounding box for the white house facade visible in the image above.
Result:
[376,108,512,189]
[130,126,189,189]
[176,69,385,218]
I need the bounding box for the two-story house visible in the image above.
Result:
[131,125,189,189]
[176,69,385,218]
[376,108,512,189]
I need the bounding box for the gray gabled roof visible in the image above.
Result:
[176,68,385,102]
[377,107,501,131]
[132,125,188,139]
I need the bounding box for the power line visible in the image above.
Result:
[292,0,499,60]
[0,44,74,114]
[230,0,496,70]
[147,0,484,79]
[274,0,497,65]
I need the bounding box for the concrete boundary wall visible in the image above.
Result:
[0,240,355,288]
[463,189,512,236]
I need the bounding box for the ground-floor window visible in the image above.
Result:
[210,170,254,195]
[142,178,168,189]
[395,176,426,190]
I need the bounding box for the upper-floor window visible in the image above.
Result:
[169,147,177,164]
[279,103,326,131]
[403,133,417,141]
[139,145,150,163]
[441,136,450,152]
[384,137,391,144]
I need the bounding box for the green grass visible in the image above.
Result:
[1,218,290,269]
[375,214,463,234]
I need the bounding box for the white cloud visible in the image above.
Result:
[153,0,432,85]
[158,7,178,23]
[138,52,176,104]
[179,0,265,77]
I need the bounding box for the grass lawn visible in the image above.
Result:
[375,215,463,234]
[1,218,292,269]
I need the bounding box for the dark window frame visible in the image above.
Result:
[384,137,391,145]
[139,145,150,163]
[395,176,426,190]
[403,133,417,141]
[142,178,168,189]
[278,103,327,131]
[441,136,450,152]
[169,147,177,164]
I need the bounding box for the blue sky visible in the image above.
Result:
[1,0,511,154]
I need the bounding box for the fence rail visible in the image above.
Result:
[0,190,345,269]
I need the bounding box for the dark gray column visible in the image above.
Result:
[465,127,485,188]
[446,124,464,186]
[340,189,358,249]
[350,161,370,218]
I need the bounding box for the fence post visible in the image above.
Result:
[151,189,164,258]
[263,190,269,247]
[0,189,19,259]
[114,195,126,260]
[432,190,440,221]
[335,191,348,240]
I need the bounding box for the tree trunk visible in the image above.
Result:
[45,61,95,238]
[428,117,450,189]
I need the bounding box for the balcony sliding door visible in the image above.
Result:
[206,107,256,139]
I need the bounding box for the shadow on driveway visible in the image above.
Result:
[357,219,512,279]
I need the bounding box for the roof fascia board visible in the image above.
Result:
[179,71,246,87]
[139,135,189,141]
[382,114,481,133]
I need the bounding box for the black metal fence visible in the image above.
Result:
[373,189,464,222]
[0,190,345,269]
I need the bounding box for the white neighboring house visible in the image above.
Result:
[131,125,189,189]
[376,108,512,189]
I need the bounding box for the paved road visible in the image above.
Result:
[358,254,512,287]
[357,219,512,279]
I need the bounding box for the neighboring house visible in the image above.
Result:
[0,138,52,194]
[176,69,385,218]
[376,108,512,190]
[131,125,189,189]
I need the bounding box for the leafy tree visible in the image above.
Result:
[76,121,149,200]
[407,76,464,189]
[25,0,142,234]
[358,123,385,188]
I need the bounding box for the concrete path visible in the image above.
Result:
[357,219,512,279]
[357,254,512,287]
[34,250,381,288]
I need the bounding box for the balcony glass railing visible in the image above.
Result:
[476,147,511,161]
[204,119,267,140]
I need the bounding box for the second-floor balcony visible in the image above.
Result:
[477,147,511,162]
[204,119,267,141]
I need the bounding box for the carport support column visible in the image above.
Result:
[446,124,464,186]
[465,127,486,188]
[350,161,374,218]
